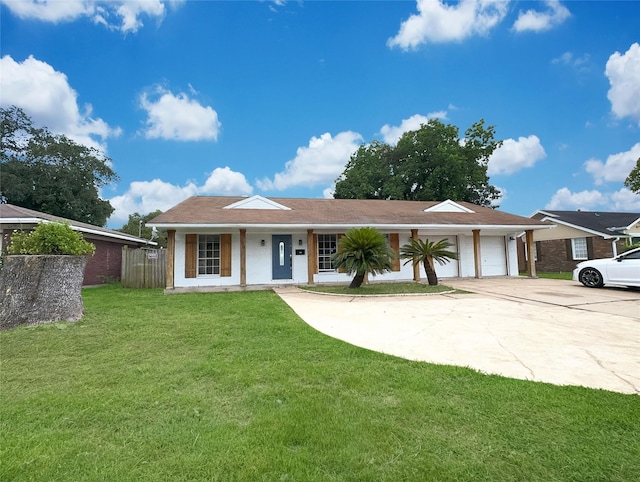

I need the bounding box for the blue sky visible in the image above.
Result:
[1,0,639,228]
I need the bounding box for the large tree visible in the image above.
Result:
[1,106,118,226]
[334,119,501,207]
[624,157,640,194]
[118,210,167,248]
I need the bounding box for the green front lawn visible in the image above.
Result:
[301,282,457,295]
[1,286,638,481]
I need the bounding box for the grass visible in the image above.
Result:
[1,285,638,481]
[520,272,573,280]
[300,281,457,295]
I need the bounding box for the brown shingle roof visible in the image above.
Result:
[148,196,550,229]
[0,203,152,244]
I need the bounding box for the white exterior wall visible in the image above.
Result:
[245,231,309,285]
[170,229,521,289]
[506,235,519,276]
[457,234,476,278]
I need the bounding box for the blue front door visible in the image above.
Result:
[272,235,292,280]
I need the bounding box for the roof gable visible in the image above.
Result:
[223,195,291,210]
[149,196,551,231]
[534,210,640,238]
[423,199,475,213]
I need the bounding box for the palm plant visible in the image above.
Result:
[331,227,396,289]
[400,238,458,286]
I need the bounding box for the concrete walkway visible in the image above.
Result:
[274,278,640,395]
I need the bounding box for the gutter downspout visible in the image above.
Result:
[612,237,620,257]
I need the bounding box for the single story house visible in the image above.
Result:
[148,196,552,291]
[517,209,640,273]
[0,203,155,285]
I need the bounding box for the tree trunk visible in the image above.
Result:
[423,257,439,286]
[350,273,366,289]
[0,255,88,329]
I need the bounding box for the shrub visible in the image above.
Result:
[620,242,640,253]
[7,222,95,256]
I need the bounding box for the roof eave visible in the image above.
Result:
[1,217,155,245]
[539,216,625,239]
[148,222,552,231]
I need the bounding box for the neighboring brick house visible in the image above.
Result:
[0,204,155,285]
[517,210,640,273]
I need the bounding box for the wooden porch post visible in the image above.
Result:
[525,229,537,278]
[472,229,482,279]
[166,229,175,289]
[307,229,315,285]
[240,229,247,287]
[411,229,420,281]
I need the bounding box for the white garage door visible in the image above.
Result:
[481,236,507,276]
[432,236,459,278]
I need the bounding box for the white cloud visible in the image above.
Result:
[378,111,447,145]
[108,167,253,225]
[256,131,363,191]
[322,186,335,199]
[387,0,509,50]
[611,188,640,212]
[513,0,570,33]
[139,87,221,141]
[0,55,120,151]
[0,0,183,33]
[488,135,546,175]
[545,187,608,210]
[201,167,253,195]
[551,51,590,71]
[605,43,640,124]
[584,142,640,185]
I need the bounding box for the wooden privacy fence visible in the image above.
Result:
[121,247,166,288]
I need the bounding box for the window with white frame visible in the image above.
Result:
[198,234,220,275]
[318,234,337,271]
[571,237,588,260]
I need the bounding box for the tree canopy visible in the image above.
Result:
[624,157,640,194]
[118,210,167,248]
[1,106,118,226]
[333,119,501,207]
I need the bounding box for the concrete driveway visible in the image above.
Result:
[274,278,640,395]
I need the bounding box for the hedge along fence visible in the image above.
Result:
[0,222,94,329]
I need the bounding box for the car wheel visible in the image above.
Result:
[579,267,604,288]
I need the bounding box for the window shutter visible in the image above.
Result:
[185,234,197,278]
[314,234,319,274]
[390,233,400,271]
[535,241,542,261]
[586,237,594,259]
[336,233,345,273]
[565,239,573,260]
[221,234,232,277]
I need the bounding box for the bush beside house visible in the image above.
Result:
[0,222,94,329]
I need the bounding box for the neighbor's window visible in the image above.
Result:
[198,234,220,275]
[571,238,588,260]
[318,234,337,271]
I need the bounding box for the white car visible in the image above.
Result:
[573,247,640,288]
